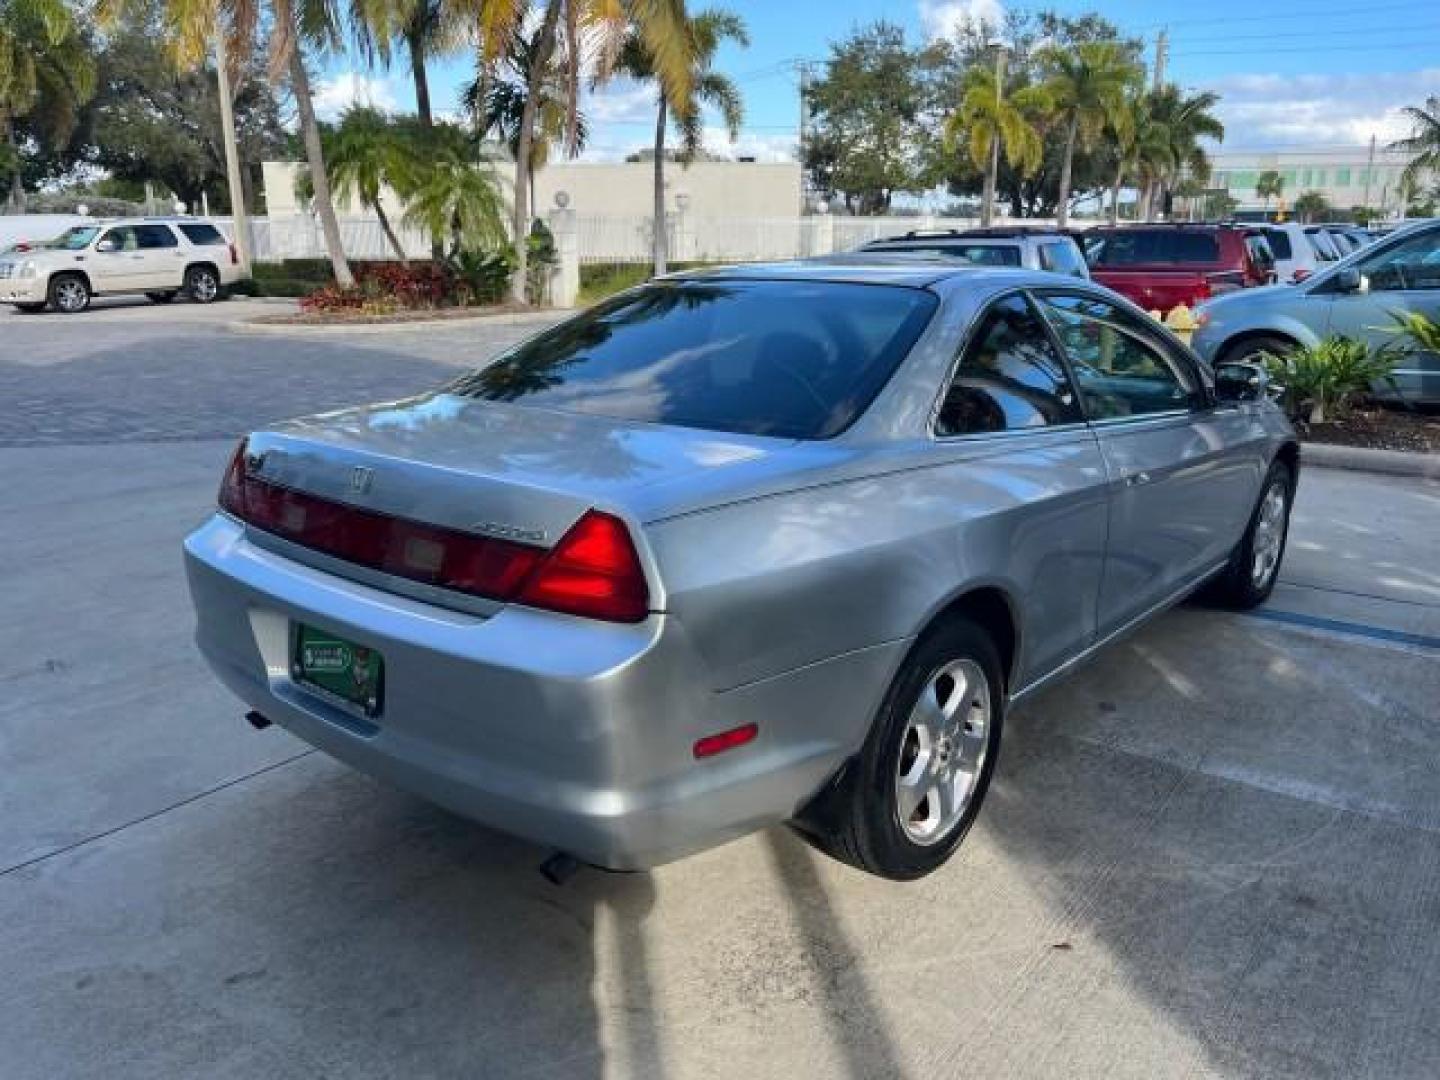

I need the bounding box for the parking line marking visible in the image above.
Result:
[1245,608,1440,651]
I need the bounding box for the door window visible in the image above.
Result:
[1361,228,1440,291]
[133,224,179,249]
[936,293,1082,435]
[98,227,138,252]
[1036,293,1198,420]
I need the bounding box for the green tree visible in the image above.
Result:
[617,7,747,275]
[401,139,508,259]
[1141,85,1224,220]
[467,0,694,303]
[324,106,418,262]
[943,56,1047,225]
[1391,96,1440,193]
[1,0,97,209]
[1292,190,1331,224]
[1256,169,1284,216]
[1036,40,1140,227]
[803,21,927,214]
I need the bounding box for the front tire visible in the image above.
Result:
[12,302,46,314]
[48,273,90,314]
[812,617,1005,880]
[184,265,221,304]
[1219,334,1296,368]
[1209,461,1294,609]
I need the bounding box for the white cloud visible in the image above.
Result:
[576,77,796,162]
[1204,69,1440,148]
[311,72,402,121]
[918,0,1005,42]
[700,128,796,163]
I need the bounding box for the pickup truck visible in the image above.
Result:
[1083,225,1277,312]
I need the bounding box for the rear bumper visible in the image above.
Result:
[184,514,902,868]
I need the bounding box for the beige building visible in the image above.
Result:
[1206,146,1416,217]
[261,159,802,221]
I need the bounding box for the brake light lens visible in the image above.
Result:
[694,723,759,759]
[518,510,650,623]
[218,440,650,623]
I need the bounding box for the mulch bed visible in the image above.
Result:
[251,303,540,327]
[1299,406,1440,454]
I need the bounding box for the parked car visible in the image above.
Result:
[0,216,245,313]
[186,262,1298,879]
[1083,224,1277,311]
[860,228,1090,279]
[1191,219,1440,405]
[1254,223,1330,283]
[1304,226,1344,264]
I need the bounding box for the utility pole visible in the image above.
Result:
[797,60,814,214]
[1152,29,1168,90]
[1362,133,1377,214]
[214,28,253,270]
[981,43,1006,228]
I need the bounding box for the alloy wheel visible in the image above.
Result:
[895,658,991,846]
[1251,479,1287,587]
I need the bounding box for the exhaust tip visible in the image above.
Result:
[245,710,273,731]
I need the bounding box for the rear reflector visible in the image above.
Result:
[218,440,650,622]
[694,723,759,759]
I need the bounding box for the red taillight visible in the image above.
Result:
[693,723,759,759]
[218,441,650,623]
[518,510,650,623]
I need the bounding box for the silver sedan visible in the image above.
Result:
[185,262,1298,879]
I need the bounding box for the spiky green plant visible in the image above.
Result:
[1384,309,1440,356]
[1258,336,1396,424]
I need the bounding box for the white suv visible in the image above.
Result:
[0,217,246,314]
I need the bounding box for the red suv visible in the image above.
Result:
[1083,225,1277,311]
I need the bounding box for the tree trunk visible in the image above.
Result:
[289,50,354,287]
[4,118,24,212]
[981,129,999,227]
[1056,116,1078,229]
[407,25,444,261]
[652,96,668,276]
[1109,160,1124,225]
[510,0,562,305]
[374,203,409,263]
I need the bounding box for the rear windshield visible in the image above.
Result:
[865,242,1022,267]
[1261,229,1292,260]
[1087,230,1221,267]
[450,280,938,439]
[178,222,226,245]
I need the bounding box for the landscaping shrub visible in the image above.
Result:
[295,256,513,315]
[1258,336,1396,424]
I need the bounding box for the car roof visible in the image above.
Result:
[664,258,1079,292]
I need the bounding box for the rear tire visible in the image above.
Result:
[1219,334,1295,367]
[184,265,221,304]
[1208,460,1294,609]
[48,273,90,314]
[146,291,178,304]
[808,616,1005,880]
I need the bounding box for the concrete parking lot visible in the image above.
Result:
[3,298,1439,1079]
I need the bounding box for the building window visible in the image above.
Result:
[1336,168,1351,186]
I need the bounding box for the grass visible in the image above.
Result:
[578,261,717,305]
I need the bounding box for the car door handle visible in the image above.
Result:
[1124,470,1152,487]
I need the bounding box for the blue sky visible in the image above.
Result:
[312,0,1440,159]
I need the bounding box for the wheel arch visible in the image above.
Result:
[917,584,1021,694]
[185,259,221,281]
[1274,438,1301,478]
[48,267,92,294]
[1215,326,1309,365]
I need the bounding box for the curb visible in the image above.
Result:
[1302,441,1440,480]
[227,309,570,336]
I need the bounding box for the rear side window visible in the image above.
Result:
[1262,229,1293,260]
[1245,235,1276,272]
[1038,241,1087,277]
[134,224,179,249]
[936,293,1081,435]
[178,223,226,246]
[451,281,938,439]
[867,243,1021,267]
[1037,293,1198,419]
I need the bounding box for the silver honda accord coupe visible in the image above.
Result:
[185,261,1298,879]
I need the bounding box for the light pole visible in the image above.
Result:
[214,28,253,271]
[981,40,1006,228]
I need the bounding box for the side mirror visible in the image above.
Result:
[1333,266,1363,293]
[1214,361,1269,403]
[95,237,119,253]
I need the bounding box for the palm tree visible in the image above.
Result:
[1141,85,1224,221]
[324,106,418,262]
[616,7,748,275]
[1,0,96,210]
[464,0,693,304]
[100,0,357,286]
[401,146,508,259]
[1036,40,1140,228]
[1391,96,1440,192]
[1104,86,1166,224]
[462,26,588,217]
[1292,190,1330,224]
[944,58,1047,227]
[1256,169,1284,217]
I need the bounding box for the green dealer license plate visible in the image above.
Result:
[292,623,384,717]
